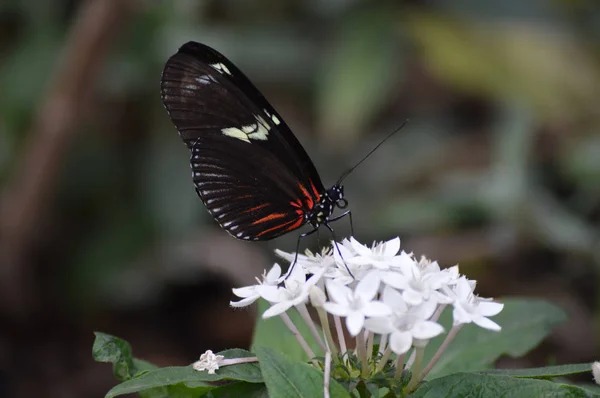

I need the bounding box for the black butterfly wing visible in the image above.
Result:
[160,41,324,240]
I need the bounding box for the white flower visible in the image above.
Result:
[193,350,224,374]
[389,254,455,306]
[261,264,325,318]
[230,263,284,308]
[323,271,392,336]
[331,240,365,285]
[346,237,406,270]
[364,286,444,354]
[450,277,504,331]
[275,247,336,274]
[592,362,600,385]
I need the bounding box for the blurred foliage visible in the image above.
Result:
[1,0,600,396]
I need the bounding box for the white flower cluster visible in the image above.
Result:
[229,237,503,387]
[232,237,502,350]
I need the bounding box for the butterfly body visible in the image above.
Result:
[160,41,348,242]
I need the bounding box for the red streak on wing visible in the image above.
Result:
[309,180,320,199]
[243,203,269,213]
[282,216,304,232]
[298,183,314,209]
[251,212,287,225]
[255,216,304,238]
[290,199,303,208]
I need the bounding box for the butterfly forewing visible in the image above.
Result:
[160,41,324,240]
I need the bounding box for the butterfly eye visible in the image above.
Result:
[337,198,348,209]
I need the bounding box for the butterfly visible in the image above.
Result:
[160,41,354,264]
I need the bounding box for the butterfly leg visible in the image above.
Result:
[327,210,354,237]
[284,227,320,280]
[324,223,355,279]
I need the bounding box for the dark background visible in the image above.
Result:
[1,0,600,396]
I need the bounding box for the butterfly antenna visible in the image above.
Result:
[337,119,409,185]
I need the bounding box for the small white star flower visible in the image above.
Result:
[346,237,406,270]
[230,263,284,308]
[364,286,444,354]
[389,253,455,306]
[323,271,392,336]
[261,264,325,318]
[592,362,600,385]
[450,277,504,331]
[192,350,225,374]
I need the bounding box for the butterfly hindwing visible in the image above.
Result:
[160,41,324,240]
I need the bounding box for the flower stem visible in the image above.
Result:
[418,325,463,382]
[376,344,392,373]
[355,333,370,378]
[316,306,339,358]
[324,351,331,398]
[366,331,374,360]
[297,303,327,352]
[279,312,319,367]
[378,333,388,355]
[431,304,447,322]
[393,352,406,379]
[333,315,347,356]
[405,347,424,392]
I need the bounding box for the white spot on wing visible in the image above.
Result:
[271,114,281,125]
[222,127,251,143]
[221,115,271,142]
[210,63,231,75]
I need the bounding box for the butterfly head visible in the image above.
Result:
[327,184,347,209]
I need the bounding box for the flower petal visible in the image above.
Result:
[325,280,352,306]
[262,301,294,318]
[389,330,413,355]
[323,302,350,317]
[265,263,282,282]
[473,315,502,331]
[229,295,259,308]
[355,271,381,300]
[363,316,395,334]
[402,288,424,306]
[257,285,283,302]
[452,304,472,325]
[362,301,393,317]
[350,237,372,257]
[477,301,504,317]
[383,237,401,257]
[231,286,256,298]
[411,320,444,340]
[346,311,365,336]
[379,271,408,290]
[309,286,326,307]
[382,285,405,309]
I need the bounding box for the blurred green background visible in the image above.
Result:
[1,0,600,396]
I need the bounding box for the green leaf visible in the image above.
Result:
[93,332,139,381]
[251,299,321,362]
[255,346,351,398]
[105,349,262,398]
[411,373,594,398]
[479,363,593,379]
[424,298,567,378]
[209,381,269,397]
